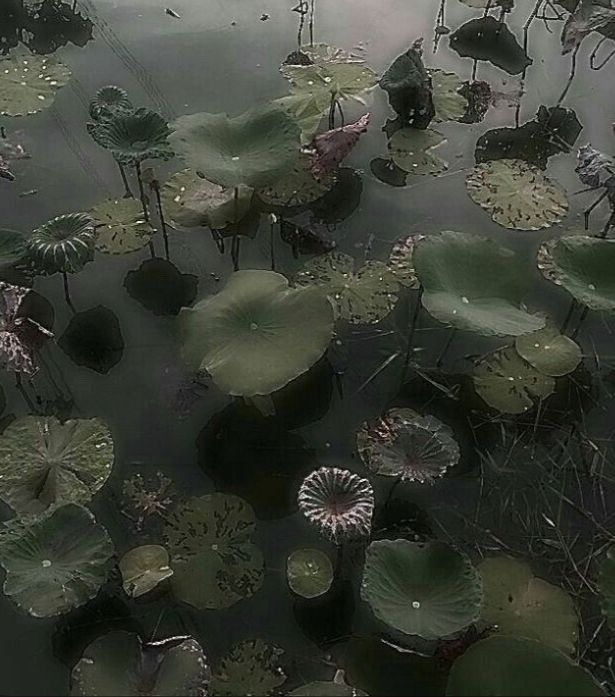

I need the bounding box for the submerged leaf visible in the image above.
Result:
[210,639,286,696]
[0,53,71,116]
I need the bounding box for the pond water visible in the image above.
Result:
[2,0,615,695]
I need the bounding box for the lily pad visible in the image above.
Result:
[446,636,604,696]
[89,85,133,122]
[0,53,71,116]
[413,231,545,336]
[514,325,582,377]
[180,270,334,396]
[296,252,400,324]
[430,69,468,122]
[466,159,568,230]
[59,306,124,373]
[388,128,448,176]
[290,672,367,696]
[71,631,211,696]
[478,556,578,653]
[0,415,114,517]
[598,545,615,630]
[274,92,329,145]
[257,152,335,208]
[210,639,286,696]
[28,213,96,274]
[164,493,264,610]
[473,346,556,414]
[170,105,300,189]
[287,548,334,599]
[387,234,422,287]
[119,545,173,598]
[0,228,27,269]
[361,539,483,640]
[91,198,154,255]
[0,504,114,617]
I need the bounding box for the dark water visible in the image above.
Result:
[1,0,615,695]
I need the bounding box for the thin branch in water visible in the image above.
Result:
[62,271,77,313]
[401,286,423,384]
[151,178,170,260]
[590,36,615,70]
[117,162,133,198]
[135,161,150,223]
[556,44,580,106]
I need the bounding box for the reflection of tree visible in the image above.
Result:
[0,0,93,56]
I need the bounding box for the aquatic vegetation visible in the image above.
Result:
[429,68,468,122]
[118,544,173,598]
[308,113,370,181]
[59,306,124,373]
[0,53,71,115]
[290,672,367,696]
[387,234,422,287]
[561,0,615,53]
[90,198,154,255]
[514,325,582,377]
[597,546,615,630]
[210,639,286,696]
[88,85,133,122]
[388,127,448,175]
[286,548,334,599]
[27,212,96,274]
[121,472,174,530]
[125,259,198,316]
[257,151,336,207]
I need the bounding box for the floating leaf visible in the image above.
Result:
[466,159,568,230]
[119,545,173,598]
[88,85,133,122]
[361,539,483,640]
[257,152,336,208]
[164,493,264,610]
[28,213,96,274]
[309,113,370,181]
[561,0,615,53]
[287,548,334,599]
[0,416,114,517]
[296,252,400,324]
[576,144,615,191]
[514,325,582,377]
[91,198,154,255]
[478,556,578,653]
[473,346,556,414]
[0,53,71,116]
[598,545,615,630]
[387,234,422,287]
[388,128,448,176]
[273,92,329,145]
[290,672,367,696]
[430,69,468,122]
[211,639,286,696]
[0,504,114,617]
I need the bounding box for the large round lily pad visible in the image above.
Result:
[210,639,286,696]
[478,556,578,654]
[413,231,544,336]
[287,548,333,599]
[180,270,334,396]
[119,545,173,598]
[388,128,448,176]
[0,54,71,116]
[170,105,300,189]
[28,213,96,275]
[0,415,114,517]
[164,493,264,610]
[466,159,568,230]
[446,636,604,696]
[91,198,154,255]
[514,325,582,377]
[71,631,211,696]
[361,539,483,640]
[0,504,114,617]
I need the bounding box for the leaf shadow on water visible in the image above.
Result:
[124,259,198,316]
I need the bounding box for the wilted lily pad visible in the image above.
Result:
[91,198,154,254]
[598,546,615,630]
[0,415,114,517]
[119,545,173,598]
[387,234,422,287]
[514,325,582,377]
[210,639,286,696]
[430,69,468,122]
[257,152,335,208]
[28,213,96,274]
[388,128,448,176]
[164,493,264,609]
[0,504,114,617]
[71,631,210,696]
[296,252,400,324]
[287,548,333,599]
[361,539,482,640]
[0,53,71,116]
[478,556,578,653]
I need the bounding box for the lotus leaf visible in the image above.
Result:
[388,128,448,176]
[71,631,211,696]
[119,545,173,598]
[164,493,264,609]
[478,556,578,653]
[170,105,300,189]
[91,198,154,254]
[466,159,568,230]
[0,504,114,617]
[59,306,124,373]
[210,639,286,696]
[28,213,96,274]
[180,270,334,396]
[446,636,604,696]
[430,69,468,122]
[514,325,582,377]
[125,259,198,316]
[561,0,615,53]
[296,252,400,324]
[273,92,329,144]
[0,415,114,517]
[257,152,335,208]
[287,548,333,599]
[474,347,556,413]
[387,234,423,287]
[413,231,544,336]
[89,85,133,122]
[598,546,615,629]
[290,673,367,696]
[361,539,483,640]
[0,53,71,116]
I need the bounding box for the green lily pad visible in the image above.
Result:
[289,672,368,696]
[473,346,556,414]
[257,152,336,208]
[0,54,71,116]
[361,539,483,640]
[0,416,114,517]
[413,231,545,336]
[478,556,578,653]
[28,213,96,275]
[598,546,615,630]
[164,493,264,609]
[430,69,468,122]
[296,252,400,324]
[273,92,329,145]
[287,548,333,599]
[446,636,604,696]
[170,105,300,189]
[180,270,334,396]
[388,128,448,176]
[0,228,27,269]
[466,159,568,230]
[387,234,423,288]
[514,325,582,377]
[537,235,615,310]
[161,169,253,229]
[0,504,114,617]
[210,639,286,696]
[91,198,155,254]
[71,631,211,696]
[119,545,173,598]
[89,85,133,122]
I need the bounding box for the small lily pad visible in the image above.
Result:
[119,545,173,598]
[91,198,154,254]
[210,639,286,696]
[388,128,448,176]
[287,548,333,599]
[430,69,468,122]
[0,54,71,116]
[514,325,582,377]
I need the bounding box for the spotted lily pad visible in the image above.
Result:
[71,631,211,696]
[387,234,423,288]
[0,53,71,116]
[257,152,335,208]
[466,159,568,230]
[210,639,286,696]
[287,548,334,599]
[296,252,400,324]
[164,493,264,610]
[598,546,615,630]
[474,346,556,414]
[413,231,544,336]
[0,504,114,617]
[514,325,582,377]
[0,416,114,517]
[388,128,448,176]
[91,198,154,254]
[478,556,578,653]
[119,545,173,598]
[430,69,468,122]
[28,213,96,274]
